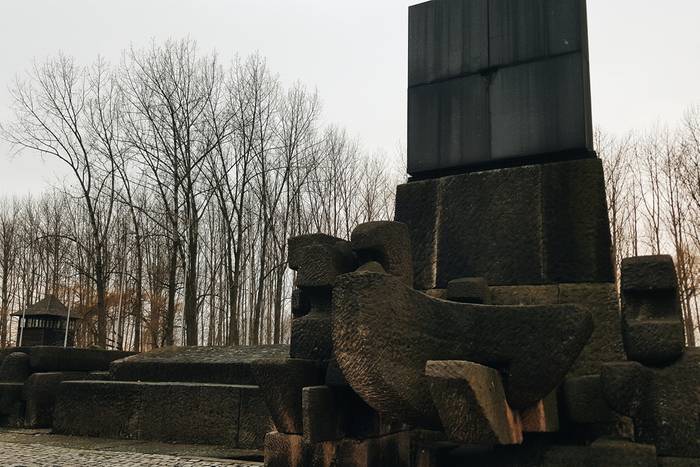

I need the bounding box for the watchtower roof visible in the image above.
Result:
[11,295,81,319]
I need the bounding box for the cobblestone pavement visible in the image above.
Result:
[0,441,261,467]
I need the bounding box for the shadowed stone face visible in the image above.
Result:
[332,272,593,428]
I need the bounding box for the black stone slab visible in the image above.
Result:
[408,0,489,87]
[490,53,592,160]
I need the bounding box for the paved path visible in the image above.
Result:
[0,441,261,466]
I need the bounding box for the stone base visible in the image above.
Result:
[54,381,271,449]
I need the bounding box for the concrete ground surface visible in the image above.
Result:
[0,429,262,466]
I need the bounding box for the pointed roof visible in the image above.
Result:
[11,295,81,319]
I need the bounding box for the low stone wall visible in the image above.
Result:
[54,381,272,449]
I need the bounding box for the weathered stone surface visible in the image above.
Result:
[23,372,92,428]
[490,53,591,161]
[288,234,343,271]
[621,255,679,292]
[408,74,491,175]
[658,458,700,467]
[426,361,522,445]
[302,386,341,443]
[562,375,617,424]
[520,391,559,433]
[602,351,700,457]
[542,440,657,467]
[558,283,624,376]
[408,0,488,87]
[395,159,613,287]
[333,272,592,427]
[290,313,332,361]
[110,345,288,385]
[54,381,269,448]
[357,261,387,274]
[264,430,440,467]
[250,358,324,435]
[407,0,592,175]
[27,347,134,372]
[394,180,440,290]
[490,283,624,376]
[446,278,490,304]
[289,237,356,289]
[0,352,30,382]
[291,288,311,318]
[620,255,684,366]
[490,285,559,306]
[351,222,413,287]
[0,382,23,426]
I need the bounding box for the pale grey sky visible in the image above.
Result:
[0,0,698,195]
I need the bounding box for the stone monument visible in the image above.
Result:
[250,1,700,466]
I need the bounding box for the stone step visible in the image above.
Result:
[53,380,271,449]
[109,345,288,385]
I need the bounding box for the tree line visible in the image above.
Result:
[599,106,700,346]
[0,39,402,350]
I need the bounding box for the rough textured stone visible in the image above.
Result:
[602,351,700,457]
[558,283,624,376]
[111,345,288,385]
[490,283,624,376]
[520,391,559,433]
[621,255,679,292]
[250,358,324,435]
[27,347,134,372]
[54,381,270,449]
[446,278,490,304]
[289,238,356,289]
[291,288,311,318]
[302,386,341,443]
[562,375,617,424]
[426,361,523,445]
[0,352,30,382]
[0,382,24,427]
[23,372,92,428]
[542,440,657,467]
[288,234,343,271]
[333,272,592,427]
[290,313,332,361]
[351,222,413,287]
[620,255,684,366]
[395,159,613,287]
[394,180,440,290]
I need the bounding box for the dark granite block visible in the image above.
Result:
[408,73,491,175]
[490,53,592,160]
[408,0,489,86]
[489,0,586,67]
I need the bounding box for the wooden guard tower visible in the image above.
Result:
[12,295,81,347]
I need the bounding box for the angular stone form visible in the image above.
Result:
[288,235,355,289]
[110,345,288,385]
[291,288,311,318]
[407,0,592,175]
[446,277,490,304]
[23,372,93,428]
[333,272,593,427]
[351,222,413,287]
[426,361,522,445]
[0,352,30,382]
[394,180,440,290]
[562,375,617,424]
[302,386,341,443]
[620,255,685,366]
[395,159,614,288]
[520,391,559,433]
[543,440,658,467]
[251,358,324,435]
[27,347,134,372]
[602,351,700,457]
[290,312,332,361]
[54,380,270,449]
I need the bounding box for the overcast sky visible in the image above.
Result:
[0,0,698,196]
